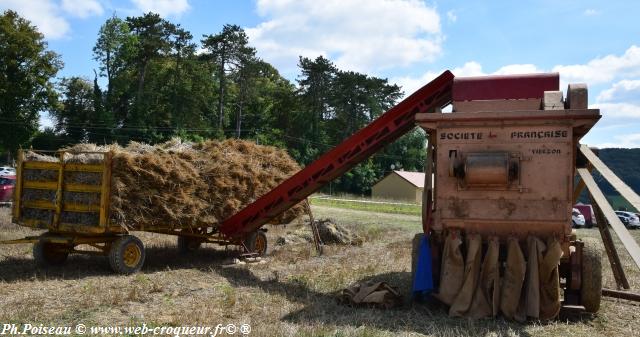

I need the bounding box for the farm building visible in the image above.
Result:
[371,170,425,203]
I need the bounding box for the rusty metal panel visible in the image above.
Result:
[417,109,599,238]
[578,168,640,270]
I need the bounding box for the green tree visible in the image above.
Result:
[93,16,136,142]
[297,56,335,141]
[0,10,62,159]
[202,25,256,131]
[31,128,71,151]
[93,16,134,98]
[51,77,96,143]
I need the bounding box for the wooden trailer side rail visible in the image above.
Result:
[11,150,120,235]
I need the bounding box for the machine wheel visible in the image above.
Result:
[581,241,603,313]
[244,230,268,256]
[177,236,201,254]
[411,233,424,288]
[109,235,145,274]
[33,236,69,267]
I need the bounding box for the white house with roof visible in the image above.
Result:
[371,170,425,203]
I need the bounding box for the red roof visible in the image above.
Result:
[392,171,425,188]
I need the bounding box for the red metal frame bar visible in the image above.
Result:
[452,73,559,101]
[219,71,455,238]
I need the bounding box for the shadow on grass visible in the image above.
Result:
[0,243,594,337]
[211,263,595,337]
[0,245,240,282]
[212,265,542,337]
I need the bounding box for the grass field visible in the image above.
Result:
[309,196,421,216]
[1,205,640,337]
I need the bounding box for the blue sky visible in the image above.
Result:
[1,0,639,148]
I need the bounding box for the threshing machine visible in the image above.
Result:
[5,71,602,319]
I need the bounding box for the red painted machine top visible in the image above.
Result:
[453,73,559,101]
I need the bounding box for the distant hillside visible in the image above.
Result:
[590,148,640,211]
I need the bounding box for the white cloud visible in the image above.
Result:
[246,0,443,74]
[552,45,640,84]
[583,9,599,16]
[593,102,640,119]
[0,0,70,39]
[131,0,190,17]
[392,61,483,96]
[61,0,103,18]
[597,80,640,103]
[395,46,640,97]
[493,64,541,75]
[392,62,544,97]
[446,10,457,23]
[593,133,640,148]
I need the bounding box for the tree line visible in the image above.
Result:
[0,10,426,195]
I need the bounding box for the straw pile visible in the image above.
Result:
[22,139,304,230]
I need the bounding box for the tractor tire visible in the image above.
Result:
[33,236,69,267]
[411,233,424,289]
[109,235,145,274]
[177,236,201,254]
[244,230,268,256]
[581,240,603,313]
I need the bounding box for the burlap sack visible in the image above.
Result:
[500,238,526,319]
[539,237,563,320]
[434,231,464,306]
[526,237,546,318]
[468,237,500,318]
[450,234,483,317]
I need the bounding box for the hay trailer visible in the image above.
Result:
[6,150,267,274]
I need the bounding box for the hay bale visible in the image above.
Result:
[20,138,304,230]
[315,218,363,245]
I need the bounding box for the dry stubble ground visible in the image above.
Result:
[1,205,640,337]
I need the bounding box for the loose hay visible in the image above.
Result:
[275,219,363,246]
[315,218,363,245]
[20,139,304,231]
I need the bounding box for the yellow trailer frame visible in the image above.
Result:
[2,149,267,274]
[12,149,123,235]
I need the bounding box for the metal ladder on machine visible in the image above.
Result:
[575,144,640,301]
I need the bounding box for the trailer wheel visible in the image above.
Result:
[33,238,69,267]
[177,236,201,254]
[581,241,603,313]
[109,235,145,274]
[244,230,268,256]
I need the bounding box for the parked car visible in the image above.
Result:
[572,208,586,228]
[0,166,15,176]
[0,175,16,204]
[574,203,596,227]
[615,211,640,229]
